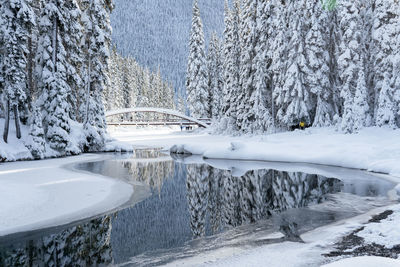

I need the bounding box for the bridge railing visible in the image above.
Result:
[105,108,210,128]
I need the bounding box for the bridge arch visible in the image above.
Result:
[105,107,209,128]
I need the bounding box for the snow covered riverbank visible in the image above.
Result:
[0,154,133,237]
[108,126,400,179]
[0,119,132,162]
[109,126,400,266]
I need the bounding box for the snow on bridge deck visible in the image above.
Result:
[105,107,209,128]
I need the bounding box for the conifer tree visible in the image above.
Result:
[304,1,335,127]
[278,0,314,127]
[372,0,399,126]
[271,0,289,130]
[207,32,223,119]
[35,0,74,153]
[186,0,209,118]
[337,0,364,133]
[237,0,258,132]
[82,0,113,151]
[220,0,241,133]
[64,0,85,122]
[376,73,396,128]
[246,0,274,134]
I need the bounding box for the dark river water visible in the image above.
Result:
[0,150,397,266]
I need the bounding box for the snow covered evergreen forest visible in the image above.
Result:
[187,0,400,134]
[105,47,179,120]
[0,0,115,159]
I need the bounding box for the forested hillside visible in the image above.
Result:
[111,0,226,97]
[187,0,400,134]
[106,48,179,121]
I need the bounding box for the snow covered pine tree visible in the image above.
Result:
[186,0,210,119]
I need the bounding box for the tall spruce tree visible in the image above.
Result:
[207,32,223,119]
[35,0,74,153]
[304,1,336,127]
[278,0,314,128]
[186,0,209,119]
[271,0,289,130]
[82,0,113,151]
[337,0,365,133]
[64,0,85,122]
[220,0,241,134]
[246,0,274,134]
[237,0,258,133]
[372,0,399,127]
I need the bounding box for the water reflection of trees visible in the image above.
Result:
[186,165,342,238]
[0,216,113,267]
[123,150,175,192]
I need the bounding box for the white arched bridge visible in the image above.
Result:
[105,107,210,128]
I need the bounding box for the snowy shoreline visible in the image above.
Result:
[111,126,400,266]
[169,127,400,180]
[0,154,134,238]
[0,118,134,163]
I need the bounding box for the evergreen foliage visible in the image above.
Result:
[237,0,259,133]
[35,0,73,153]
[207,33,223,120]
[218,0,241,133]
[184,0,400,134]
[186,0,209,118]
[82,0,114,151]
[0,0,114,156]
[26,104,46,159]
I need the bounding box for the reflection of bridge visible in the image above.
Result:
[105,107,210,128]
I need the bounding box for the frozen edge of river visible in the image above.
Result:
[0,154,133,237]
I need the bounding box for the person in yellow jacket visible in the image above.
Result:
[299,121,305,130]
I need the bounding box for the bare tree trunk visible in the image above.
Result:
[27,32,34,107]
[52,17,58,73]
[84,0,93,126]
[3,100,10,143]
[85,56,91,125]
[14,105,21,139]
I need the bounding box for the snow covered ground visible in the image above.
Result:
[0,119,32,161]
[110,126,400,178]
[322,256,400,267]
[357,205,400,249]
[0,154,133,237]
[155,204,400,267]
[109,126,400,266]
